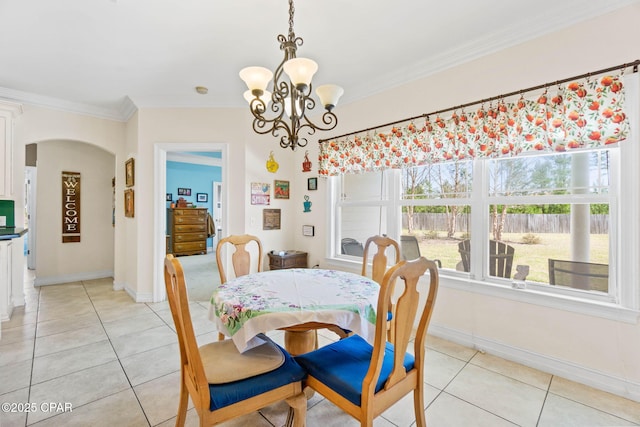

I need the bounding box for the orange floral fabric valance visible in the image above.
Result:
[319,73,630,176]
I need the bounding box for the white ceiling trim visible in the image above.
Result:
[0,87,136,122]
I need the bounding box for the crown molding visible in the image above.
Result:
[0,99,23,117]
[0,87,135,122]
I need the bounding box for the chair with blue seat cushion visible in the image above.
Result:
[215,234,263,340]
[164,254,307,427]
[361,235,401,340]
[295,257,439,427]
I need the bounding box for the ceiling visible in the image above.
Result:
[0,0,638,121]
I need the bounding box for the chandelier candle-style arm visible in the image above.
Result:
[239,0,343,150]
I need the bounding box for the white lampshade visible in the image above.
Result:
[239,66,273,92]
[243,90,271,110]
[283,58,318,88]
[316,84,344,109]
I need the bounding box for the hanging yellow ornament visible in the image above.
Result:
[266,151,279,173]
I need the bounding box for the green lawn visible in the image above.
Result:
[412,232,609,283]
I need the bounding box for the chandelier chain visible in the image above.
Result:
[288,0,295,40]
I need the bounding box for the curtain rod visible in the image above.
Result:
[318,59,640,143]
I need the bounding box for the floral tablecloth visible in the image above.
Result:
[208,268,379,352]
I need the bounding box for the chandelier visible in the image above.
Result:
[239,0,344,150]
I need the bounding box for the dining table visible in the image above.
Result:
[208,268,380,355]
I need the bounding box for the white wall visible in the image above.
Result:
[34,140,115,284]
[133,108,298,300]
[291,3,640,401]
[12,106,125,293]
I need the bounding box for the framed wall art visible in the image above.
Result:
[274,180,290,199]
[62,171,81,243]
[251,182,270,205]
[178,187,191,196]
[166,193,172,201]
[307,177,318,191]
[125,158,135,187]
[263,209,281,230]
[124,189,134,218]
[197,193,208,202]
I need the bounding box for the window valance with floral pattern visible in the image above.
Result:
[318,72,631,176]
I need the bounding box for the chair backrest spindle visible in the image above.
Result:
[362,235,401,285]
[216,234,263,284]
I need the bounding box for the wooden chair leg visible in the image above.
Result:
[176,374,189,427]
[285,392,307,427]
[413,387,426,427]
[218,332,225,341]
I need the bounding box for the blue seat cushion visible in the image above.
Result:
[295,334,414,406]
[209,342,306,411]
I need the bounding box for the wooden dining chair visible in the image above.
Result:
[164,254,307,427]
[295,257,439,427]
[362,235,401,285]
[215,234,264,284]
[362,235,400,340]
[216,234,264,340]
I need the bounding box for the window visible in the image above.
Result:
[330,148,627,306]
[327,73,639,314]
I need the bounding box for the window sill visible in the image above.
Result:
[439,272,640,324]
[325,256,364,275]
[325,257,640,324]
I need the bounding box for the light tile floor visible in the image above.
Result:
[2,276,640,426]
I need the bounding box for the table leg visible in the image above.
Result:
[284,330,316,356]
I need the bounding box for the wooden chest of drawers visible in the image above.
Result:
[167,208,208,256]
[268,251,308,270]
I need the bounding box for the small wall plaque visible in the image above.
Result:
[263,209,281,230]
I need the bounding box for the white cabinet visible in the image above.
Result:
[0,240,13,324]
[0,101,22,198]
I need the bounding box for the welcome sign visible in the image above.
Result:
[62,171,81,243]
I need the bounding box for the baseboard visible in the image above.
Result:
[429,322,640,403]
[123,283,153,303]
[0,303,13,322]
[112,280,125,291]
[34,270,114,286]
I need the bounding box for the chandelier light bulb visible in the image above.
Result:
[283,58,318,91]
[239,66,274,94]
